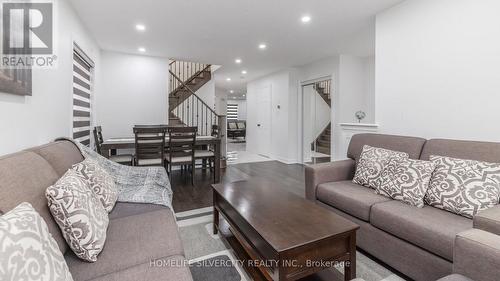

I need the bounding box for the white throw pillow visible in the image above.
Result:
[46,170,109,262]
[426,155,500,218]
[353,145,409,189]
[376,158,436,207]
[72,158,118,213]
[0,202,74,281]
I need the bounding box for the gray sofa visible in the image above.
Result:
[0,140,193,281]
[305,133,500,281]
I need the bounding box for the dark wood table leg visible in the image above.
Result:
[214,139,221,183]
[213,207,219,235]
[345,232,356,281]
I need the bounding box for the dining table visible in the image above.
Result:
[100,135,222,183]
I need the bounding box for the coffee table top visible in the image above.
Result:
[213,179,359,252]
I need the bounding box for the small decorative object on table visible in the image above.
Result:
[355,111,366,123]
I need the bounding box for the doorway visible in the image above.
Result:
[301,79,332,164]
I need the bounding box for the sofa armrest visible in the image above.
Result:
[474,205,500,236]
[304,159,356,201]
[453,229,500,281]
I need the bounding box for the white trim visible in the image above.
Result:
[176,215,212,227]
[175,207,212,218]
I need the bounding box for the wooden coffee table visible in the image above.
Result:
[212,179,359,281]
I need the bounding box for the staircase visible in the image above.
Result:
[315,123,331,155]
[313,80,332,156]
[168,60,223,135]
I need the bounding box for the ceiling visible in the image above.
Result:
[69,0,403,95]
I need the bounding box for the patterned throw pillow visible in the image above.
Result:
[426,155,500,218]
[72,158,118,213]
[0,203,74,281]
[353,145,409,189]
[376,158,436,207]
[46,170,109,262]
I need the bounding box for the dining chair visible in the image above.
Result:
[166,126,197,185]
[133,126,167,167]
[193,125,218,183]
[93,126,134,165]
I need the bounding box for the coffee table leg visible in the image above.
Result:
[213,207,219,235]
[345,232,356,281]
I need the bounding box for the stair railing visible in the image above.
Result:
[315,80,331,100]
[169,60,211,94]
[169,69,225,137]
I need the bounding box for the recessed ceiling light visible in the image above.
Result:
[241,70,247,74]
[301,16,311,23]
[226,78,231,81]
[138,47,146,52]
[135,24,146,31]
[235,58,242,64]
[258,43,267,50]
[230,90,234,94]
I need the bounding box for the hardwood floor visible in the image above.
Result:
[171,161,305,212]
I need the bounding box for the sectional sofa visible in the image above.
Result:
[0,140,193,281]
[306,133,500,281]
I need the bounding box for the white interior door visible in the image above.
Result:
[256,85,272,157]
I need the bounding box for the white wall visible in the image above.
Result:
[338,55,374,123]
[247,69,298,163]
[196,79,216,111]
[0,0,100,156]
[96,51,169,138]
[376,0,500,141]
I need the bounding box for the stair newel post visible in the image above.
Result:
[217,115,227,166]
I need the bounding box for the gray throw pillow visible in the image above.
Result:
[426,155,500,218]
[376,158,436,207]
[0,202,74,281]
[72,158,118,213]
[46,170,109,262]
[353,145,409,189]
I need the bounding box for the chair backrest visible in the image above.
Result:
[228,122,237,129]
[167,126,197,163]
[93,126,103,154]
[211,125,219,137]
[237,121,246,129]
[133,126,167,165]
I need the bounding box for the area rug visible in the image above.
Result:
[176,207,405,281]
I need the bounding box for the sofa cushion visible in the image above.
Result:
[109,202,168,220]
[72,158,118,213]
[353,145,409,189]
[47,169,109,262]
[0,151,68,254]
[66,209,184,281]
[426,155,500,219]
[316,181,391,221]
[370,200,472,261]
[88,255,192,281]
[420,138,500,163]
[376,158,436,207]
[347,133,427,161]
[27,141,84,177]
[0,203,74,281]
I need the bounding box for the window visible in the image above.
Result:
[227,103,238,120]
[72,44,94,146]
